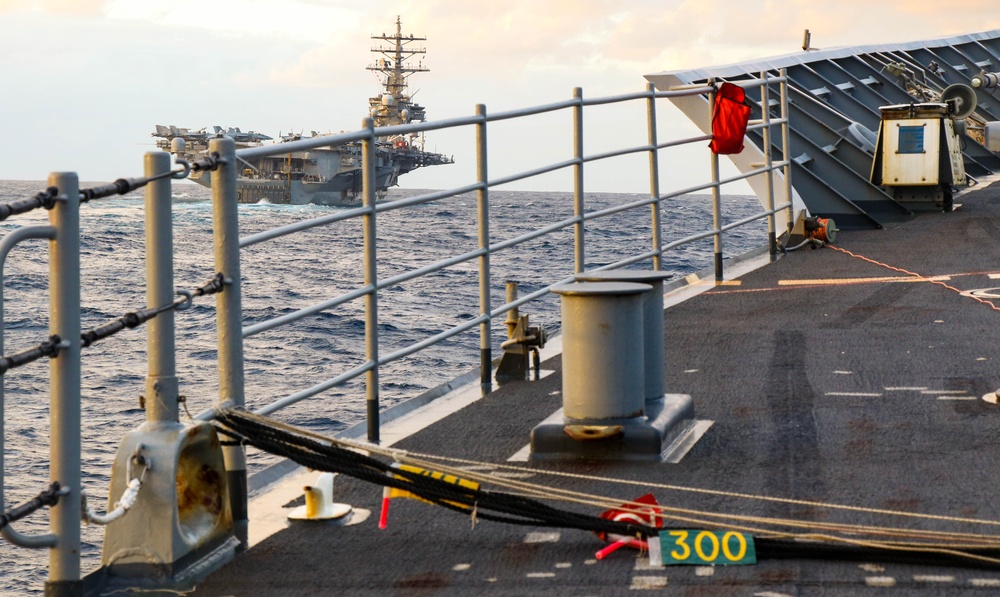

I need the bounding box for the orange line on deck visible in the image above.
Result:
[704,268,1000,296]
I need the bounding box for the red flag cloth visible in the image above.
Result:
[709,82,751,154]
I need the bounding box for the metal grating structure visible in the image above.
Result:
[646,30,1000,229]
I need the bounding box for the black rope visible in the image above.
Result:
[0,482,62,531]
[0,274,227,374]
[79,163,192,202]
[190,152,227,173]
[214,408,1000,570]
[4,150,225,221]
[80,177,149,202]
[213,409,657,540]
[80,273,226,349]
[0,160,194,221]
[0,187,58,222]
[0,335,62,375]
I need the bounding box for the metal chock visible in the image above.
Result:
[287,473,353,521]
[495,282,547,384]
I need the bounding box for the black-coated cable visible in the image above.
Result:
[0,335,62,375]
[0,187,58,221]
[214,408,1000,570]
[0,274,226,374]
[214,409,656,539]
[0,482,62,531]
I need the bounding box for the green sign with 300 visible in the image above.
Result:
[659,530,757,565]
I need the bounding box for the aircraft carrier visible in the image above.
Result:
[152,17,453,206]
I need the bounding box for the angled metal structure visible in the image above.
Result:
[647,30,1000,229]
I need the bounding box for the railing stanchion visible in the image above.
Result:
[361,117,381,443]
[209,136,248,548]
[646,83,663,270]
[573,87,585,273]
[46,171,83,596]
[475,105,492,395]
[708,81,724,281]
[145,151,179,423]
[760,72,777,259]
[779,68,794,233]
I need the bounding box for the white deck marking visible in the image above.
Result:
[825,392,882,397]
[834,370,852,375]
[858,563,885,572]
[885,387,927,391]
[921,390,969,394]
[937,396,976,401]
[865,576,897,587]
[971,578,1000,587]
[555,562,572,569]
[913,574,955,583]
[452,563,471,571]
[524,532,560,543]
[526,572,557,579]
[695,566,715,576]
[634,556,664,571]
[779,275,951,286]
[630,576,669,589]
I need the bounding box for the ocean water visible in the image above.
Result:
[0,179,767,593]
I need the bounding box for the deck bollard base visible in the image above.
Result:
[529,394,695,461]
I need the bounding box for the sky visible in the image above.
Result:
[3,0,1000,193]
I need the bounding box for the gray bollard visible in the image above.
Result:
[530,279,695,462]
[552,281,650,422]
[574,270,672,403]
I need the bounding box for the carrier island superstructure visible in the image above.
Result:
[153,17,453,206]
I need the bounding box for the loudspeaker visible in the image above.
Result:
[941,84,978,119]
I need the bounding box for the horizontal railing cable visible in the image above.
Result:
[0,274,226,375]
[0,188,58,222]
[79,273,227,349]
[1,483,64,532]
[0,155,221,222]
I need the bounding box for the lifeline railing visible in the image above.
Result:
[0,70,793,594]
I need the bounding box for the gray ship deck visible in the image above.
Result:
[192,181,1000,596]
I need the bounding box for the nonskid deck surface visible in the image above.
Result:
[192,183,1000,596]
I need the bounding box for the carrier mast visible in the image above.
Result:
[367,16,430,131]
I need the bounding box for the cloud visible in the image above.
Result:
[4,0,1000,185]
[0,0,106,14]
